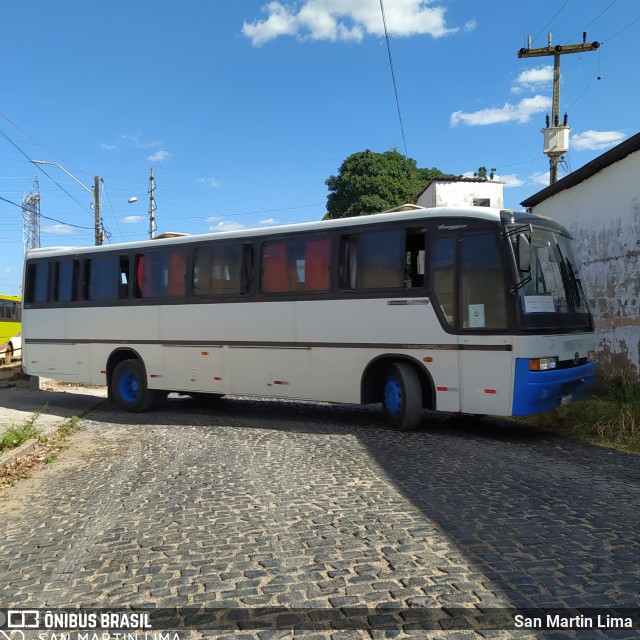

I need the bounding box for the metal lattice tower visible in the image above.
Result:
[22,176,41,253]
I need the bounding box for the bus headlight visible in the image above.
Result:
[588,351,597,362]
[529,357,558,371]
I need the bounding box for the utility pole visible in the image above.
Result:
[518,32,599,184]
[93,175,102,245]
[148,167,157,239]
[22,176,41,254]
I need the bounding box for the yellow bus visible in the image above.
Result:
[0,294,22,363]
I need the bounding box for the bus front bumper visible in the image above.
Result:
[512,359,597,416]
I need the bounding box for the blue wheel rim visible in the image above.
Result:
[384,377,403,417]
[118,371,140,404]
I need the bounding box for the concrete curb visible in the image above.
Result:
[0,384,108,472]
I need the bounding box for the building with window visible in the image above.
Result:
[416,177,504,209]
[521,132,640,382]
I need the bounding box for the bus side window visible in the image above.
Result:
[56,260,79,302]
[340,230,404,290]
[119,256,130,299]
[261,242,289,293]
[460,233,507,329]
[210,244,242,295]
[135,254,152,298]
[405,229,426,288]
[193,244,243,296]
[241,244,254,295]
[261,237,330,294]
[432,237,456,326]
[304,238,330,291]
[87,256,119,301]
[192,247,211,296]
[26,261,50,304]
[167,251,186,297]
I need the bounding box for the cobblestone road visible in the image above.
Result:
[1,395,639,639]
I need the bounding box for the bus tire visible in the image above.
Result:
[382,362,423,431]
[111,359,158,412]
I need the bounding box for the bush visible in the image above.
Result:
[525,378,640,453]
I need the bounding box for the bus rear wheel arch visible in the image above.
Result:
[109,356,161,412]
[362,357,433,431]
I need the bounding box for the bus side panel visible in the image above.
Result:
[296,298,461,411]
[458,336,514,415]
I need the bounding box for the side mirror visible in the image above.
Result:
[517,233,531,272]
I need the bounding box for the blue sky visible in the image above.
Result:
[1,0,637,295]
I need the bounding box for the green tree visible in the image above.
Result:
[474,166,496,180]
[324,149,447,220]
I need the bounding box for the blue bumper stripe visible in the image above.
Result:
[512,359,596,416]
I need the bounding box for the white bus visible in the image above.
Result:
[22,205,596,430]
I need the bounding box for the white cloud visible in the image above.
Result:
[497,173,525,188]
[198,177,220,188]
[243,0,459,46]
[571,130,626,151]
[43,224,74,235]
[147,149,170,162]
[463,19,477,32]
[100,143,117,151]
[530,171,550,186]
[260,217,280,225]
[511,65,553,94]
[120,133,162,149]
[450,95,551,127]
[122,215,144,224]
[208,220,247,232]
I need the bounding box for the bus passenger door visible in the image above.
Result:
[431,235,462,412]
[457,232,513,416]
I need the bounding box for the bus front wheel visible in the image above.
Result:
[111,359,158,412]
[382,362,423,431]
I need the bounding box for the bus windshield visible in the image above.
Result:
[512,225,591,330]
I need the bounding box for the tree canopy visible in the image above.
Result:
[324,150,448,220]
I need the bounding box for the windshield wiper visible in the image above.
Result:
[554,241,582,311]
[564,258,587,310]
[502,223,533,294]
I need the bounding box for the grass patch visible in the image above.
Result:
[524,378,640,453]
[0,407,45,453]
[1,413,81,489]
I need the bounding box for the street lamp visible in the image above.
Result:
[31,160,110,246]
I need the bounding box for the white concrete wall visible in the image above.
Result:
[417,181,504,209]
[529,151,640,381]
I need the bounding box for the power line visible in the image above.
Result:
[102,183,125,243]
[0,125,91,215]
[569,0,618,40]
[532,0,570,44]
[603,13,640,42]
[0,194,22,208]
[0,194,92,231]
[0,110,88,176]
[379,0,409,158]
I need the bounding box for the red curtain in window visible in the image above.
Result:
[167,252,185,296]
[305,239,330,291]
[262,243,289,292]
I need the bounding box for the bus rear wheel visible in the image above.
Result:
[111,359,159,412]
[382,362,423,431]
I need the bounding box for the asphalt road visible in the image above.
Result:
[0,394,639,639]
